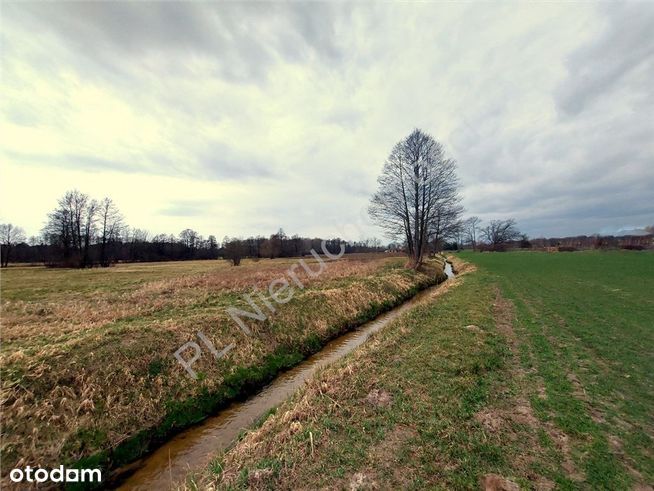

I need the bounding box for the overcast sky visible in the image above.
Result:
[1,2,653,241]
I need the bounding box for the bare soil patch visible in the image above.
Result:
[364,389,393,407]
[480,473,520,491]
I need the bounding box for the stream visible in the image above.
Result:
[115,261,455,489]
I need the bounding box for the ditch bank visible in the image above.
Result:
[111,261,454,490]
[68,260,450,489]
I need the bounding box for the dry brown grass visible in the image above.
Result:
[1,253,442,479]
[1,255,391,343]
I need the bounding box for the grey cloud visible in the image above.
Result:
[65,155,140,174]
[287,4,347,62]
[2,103,40,127]
[159,200,213,217]
[4,3,267,84]
[3,151,141,174]
[463,152,653,237]
[5,144,277,183]
[4,2,346,85]
[324,107,364,129]
[457,113,654,238]
[555,3,654,115]
[195,142,277,181]
[337,170,373,198]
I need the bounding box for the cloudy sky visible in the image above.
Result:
[1,2,653,241]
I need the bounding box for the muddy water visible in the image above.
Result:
[116,262,454,490]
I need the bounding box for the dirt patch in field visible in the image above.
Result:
[365,424,421,487]
[364,389,393,407]
[480,473,520,491]
[567,372,588,400]
[474,400,539,441]
[492,290,517,347]
[247,468,275,490]
[546,425,585,482]
[348,471,379,490]
[512,400,540,427]
[475,409,504,432]
[369,425,418,462]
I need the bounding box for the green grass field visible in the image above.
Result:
[196,251,653,490]
[463,250,654,489]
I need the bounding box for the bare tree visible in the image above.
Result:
[179,229,199,248]
[207,235,218,256]
[43,190,97,267]
[481,219,521,249]
[464,216,482,251]
[129,228,149,243]
[179,229,200,257]
[126,228,149,262]
[369,129,462,267]
[0,223,26,267]
[98,197,123,267]
[269,228,285,259]
[82,198,98,268]
[223,236,245,266]
[429,205,464,252]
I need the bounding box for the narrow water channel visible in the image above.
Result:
[116,262,455,490]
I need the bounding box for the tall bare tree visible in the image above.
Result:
[464,216,482,251]
[481,219,521,248]
[369,129,462,267]
[43,190,97,267]
[0,223,26,267]
[82,199,98,267]
[98,197,123,267]
[179,229,200,256]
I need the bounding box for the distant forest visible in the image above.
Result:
[4,232,385,268]
[0,190,384,268]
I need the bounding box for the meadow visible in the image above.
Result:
[0,254,447,479]
[192,251,654,490]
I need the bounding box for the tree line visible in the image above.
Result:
[0,190,385,268]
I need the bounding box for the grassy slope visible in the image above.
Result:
[195,252,653,490]
[0,255,446,477]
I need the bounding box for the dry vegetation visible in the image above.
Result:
[0,253,446,479]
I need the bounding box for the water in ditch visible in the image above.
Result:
[116,262,455,489]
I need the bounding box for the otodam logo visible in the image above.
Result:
[9,466,102,484]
